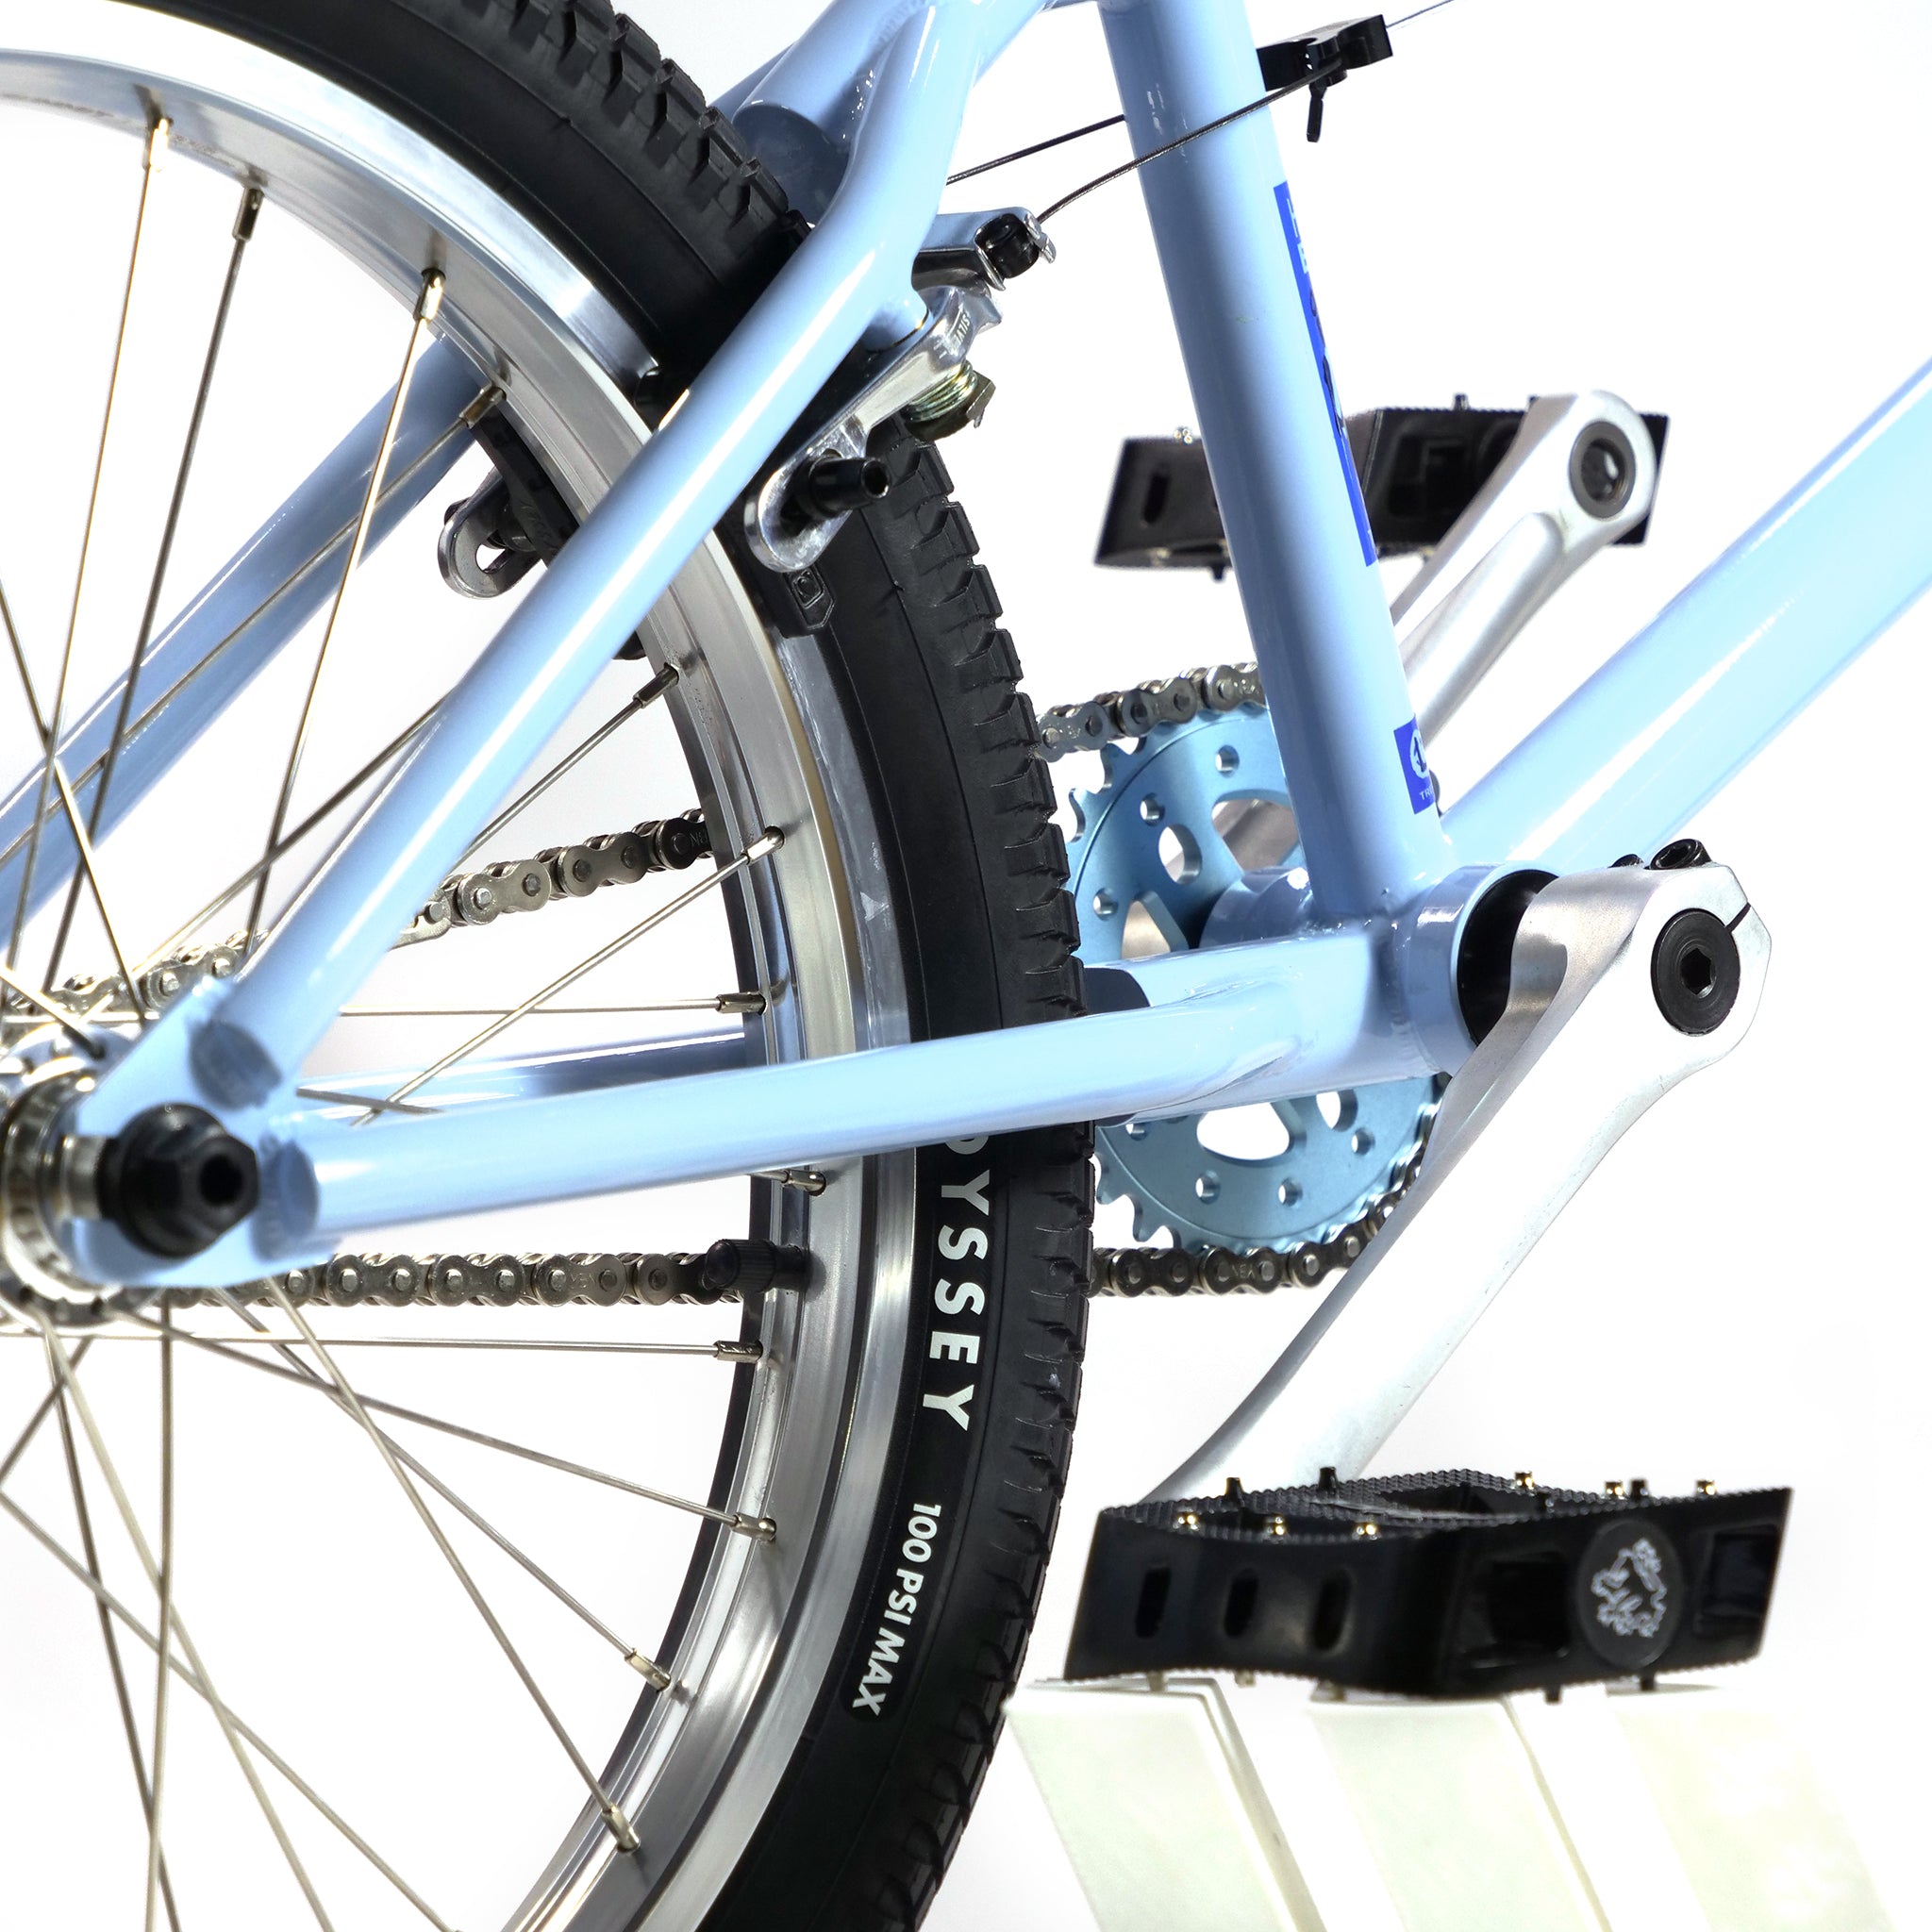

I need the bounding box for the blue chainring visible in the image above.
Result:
[1064,707,1437,1249]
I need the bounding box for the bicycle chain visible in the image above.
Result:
[161,1237,806,1318]
[396,807,712,947]
[1039,661,1265,759]
[1090,1143,1427,1297]
[1044,658,1432,1296]
[47,808,717,1018]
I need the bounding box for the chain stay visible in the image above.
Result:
[57,658,1417,1308]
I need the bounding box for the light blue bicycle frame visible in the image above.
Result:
[50,0,1932,1289]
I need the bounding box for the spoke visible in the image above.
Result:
[140,1315,772,1533]
[134,692,442,976]
[460,664,677,864]
[243,272,445,953]
[0,958,104,1057]
[339,995,759,1019]
[204,1290,671,1684]
[259,1280,641,1850]
[9,118,170,974]
[380,1418,674,1684]
[0,1336,91,1483]
[0,595,147,1021]
[48,1365,184,1932]
[46,184,263,992]
[145,1307,176,1932]
[34,1316,338,1932]
[46,758,148,1019]
[0,398,493,893]
[13,1329,748,1357]
[376,830,782,1114]
[293,1086,438,1116]
[0,1487,454,1932]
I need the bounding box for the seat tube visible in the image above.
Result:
[1099,0,1451,919]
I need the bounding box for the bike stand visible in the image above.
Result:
[1007,1674,1894,1932]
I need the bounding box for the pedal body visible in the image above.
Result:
[1067,1472,1789,1697]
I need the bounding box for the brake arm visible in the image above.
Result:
[1149,852,1770,1499]
[742,283,1000,575]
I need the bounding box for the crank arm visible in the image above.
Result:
[1396,391,1659,739]
[1150,851,1769,1500]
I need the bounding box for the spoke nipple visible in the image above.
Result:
[712,1341,763,1363]
[416,269,447,322]
[730,1513,778,1543]
[749,827,784,860]
[625,1650,674,1690]
[601,1806,640,1854]
[756,1167,826,1196]
[634,663,679,708]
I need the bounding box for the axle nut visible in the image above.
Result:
[96,1104,259,1258]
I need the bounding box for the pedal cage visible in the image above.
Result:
[1065,1470,1788,1698]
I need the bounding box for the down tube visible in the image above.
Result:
[1447,353,1932,872]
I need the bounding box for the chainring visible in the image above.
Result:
[1064,705,1438,1250]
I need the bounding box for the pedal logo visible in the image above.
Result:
[1589,1535,1668,1641]
[1393,718,1435,812]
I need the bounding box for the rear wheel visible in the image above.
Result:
[0,4,1088,1926]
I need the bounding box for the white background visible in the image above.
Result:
[680,1,1932,1924]
[0,1,1924,1925]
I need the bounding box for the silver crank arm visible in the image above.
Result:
[1399,391,1659,739]
[1150,856,1769,1500]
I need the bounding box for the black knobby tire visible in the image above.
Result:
[137,2,1091,1925]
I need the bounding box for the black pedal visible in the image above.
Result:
[1349,404,1670,553]
[1093,408,1670,572]
[1093,436,1230,575]
[1065,1469,1787,1699]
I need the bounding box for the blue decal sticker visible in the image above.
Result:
[1274,181,1376,566]
[1394,718,1436,813]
